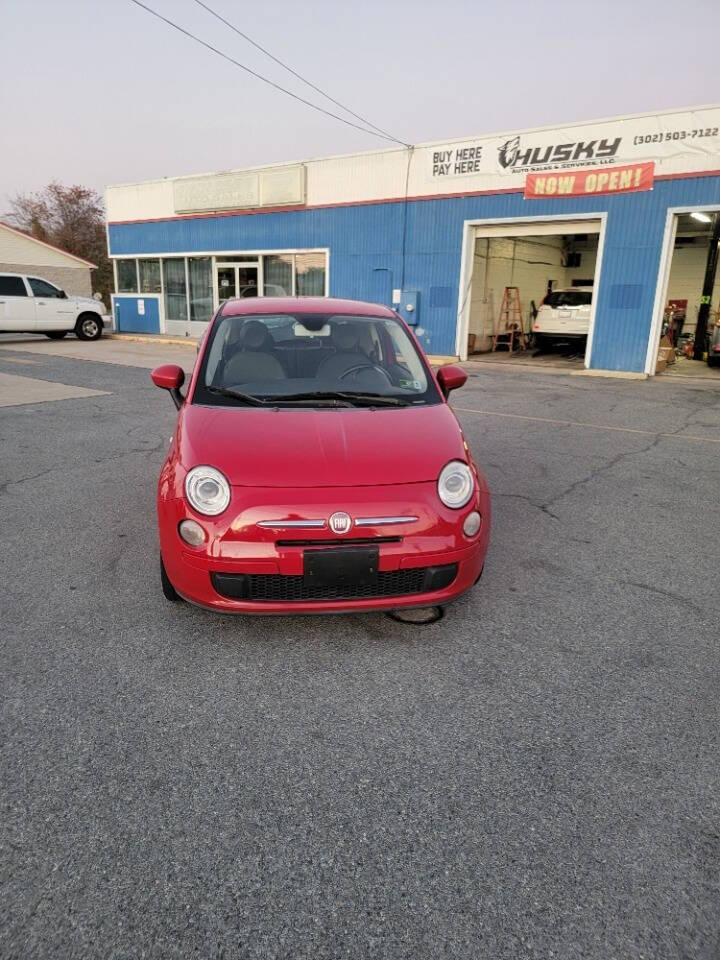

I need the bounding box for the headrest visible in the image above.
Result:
[239,320,270,351]
[332,322,361,351]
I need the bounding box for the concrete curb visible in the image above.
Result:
[571,369,648,380]
[462,358,651,380]
[108,333,197,348]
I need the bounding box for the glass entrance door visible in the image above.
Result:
[215,263,260,305]
[217,266,237,302]
[237,266,259,299]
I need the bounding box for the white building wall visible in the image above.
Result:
[565,246,597,285]
[104,180,175,222]
[106,104,720,223]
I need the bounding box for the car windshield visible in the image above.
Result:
[193,313,441,407]
[544,290,593,308]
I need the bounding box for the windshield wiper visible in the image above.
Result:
[263,391,409,407]
[207,386,409,408]
[207,385,270,406]
[207,385,353,408]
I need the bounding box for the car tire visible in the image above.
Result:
[533,334,549,353]
[75,312,103,341]
[160,556,181,602]
[45,331,68,339]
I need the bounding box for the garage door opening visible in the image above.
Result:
[463,218,603,369]
[652,211,720,379]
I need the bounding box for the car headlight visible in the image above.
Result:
[437,460,474,509]
[184,465,230,516]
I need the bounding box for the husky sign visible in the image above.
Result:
[498,135,622,171]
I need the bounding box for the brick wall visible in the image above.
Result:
[0,262,93,298]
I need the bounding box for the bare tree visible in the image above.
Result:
[5,182,112,307]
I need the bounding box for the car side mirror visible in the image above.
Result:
[59,289,67,299]
[436,364,467,397]
[151,364,185,409]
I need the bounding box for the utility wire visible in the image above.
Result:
[190,0,403,144]
[128,0,409,147]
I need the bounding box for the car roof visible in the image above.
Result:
[219,297,397,319]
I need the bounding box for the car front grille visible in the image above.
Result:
[210,564,458,603]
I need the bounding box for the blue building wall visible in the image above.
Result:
[109,174,720,370]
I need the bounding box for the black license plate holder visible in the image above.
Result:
[303,547,379,589]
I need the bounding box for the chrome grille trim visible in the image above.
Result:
[354,516,418,527]
[257,519,327,529]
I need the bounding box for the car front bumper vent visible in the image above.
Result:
[210,564,458,602]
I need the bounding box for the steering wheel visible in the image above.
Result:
[339,363,393,385]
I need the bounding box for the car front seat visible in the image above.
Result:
[222,320,285,384]
[316,323,369,379]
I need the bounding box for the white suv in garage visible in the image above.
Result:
[533,286,593,349]
[0,273,109,340]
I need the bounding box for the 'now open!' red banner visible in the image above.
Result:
[525,162,654,199]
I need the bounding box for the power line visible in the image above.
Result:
[128,0,409,147]
[190,0,402,144]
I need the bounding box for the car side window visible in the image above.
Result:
[28,278,62,298]
[0,276,28,297]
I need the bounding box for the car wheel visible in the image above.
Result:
[45,331,67,340]
[160,556,181,602]
[75,312,103,341]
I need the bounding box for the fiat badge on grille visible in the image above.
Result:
[329,512,352,535]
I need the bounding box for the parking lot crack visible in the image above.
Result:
[0,466,59,497]
[493,491,560,520]
[540,433,665,516]
[623,580,707,616]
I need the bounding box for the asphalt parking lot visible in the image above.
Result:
[1,336,719,959]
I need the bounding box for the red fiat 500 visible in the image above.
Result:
[151,298,491,616]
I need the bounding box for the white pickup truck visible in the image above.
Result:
[0,272,109,340]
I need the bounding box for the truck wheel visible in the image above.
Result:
[160,556,181,602]
[45,332,67,339]
[75,313,102,341]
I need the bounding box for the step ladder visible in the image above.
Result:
[492,286,526,352]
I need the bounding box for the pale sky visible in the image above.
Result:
[1,0,718,207]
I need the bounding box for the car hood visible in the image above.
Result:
[177,402,466,487]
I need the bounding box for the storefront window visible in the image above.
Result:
[117,259,138,293]
[188,257,214,323]
[295,252,326,296]
[263,255,292,296]
[139,259,162,294]
[162,259,188,323]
